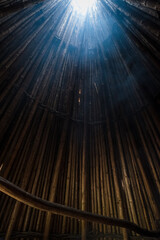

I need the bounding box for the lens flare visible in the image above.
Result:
[71,0,96,15]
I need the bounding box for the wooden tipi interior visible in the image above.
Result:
[0,0,160,239]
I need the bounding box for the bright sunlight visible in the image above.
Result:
[71,0,96,15]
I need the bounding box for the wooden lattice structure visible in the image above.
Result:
[0,0,160,239]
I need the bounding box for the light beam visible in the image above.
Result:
[71,0,96,15]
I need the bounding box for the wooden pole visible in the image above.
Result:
[0,176,160,238]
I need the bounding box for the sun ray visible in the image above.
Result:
[71,0,96,15]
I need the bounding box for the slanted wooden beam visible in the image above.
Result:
[0,176,160,238]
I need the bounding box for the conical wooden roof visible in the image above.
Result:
[0,0,160,239]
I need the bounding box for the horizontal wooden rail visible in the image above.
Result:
[0,176,160,238]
